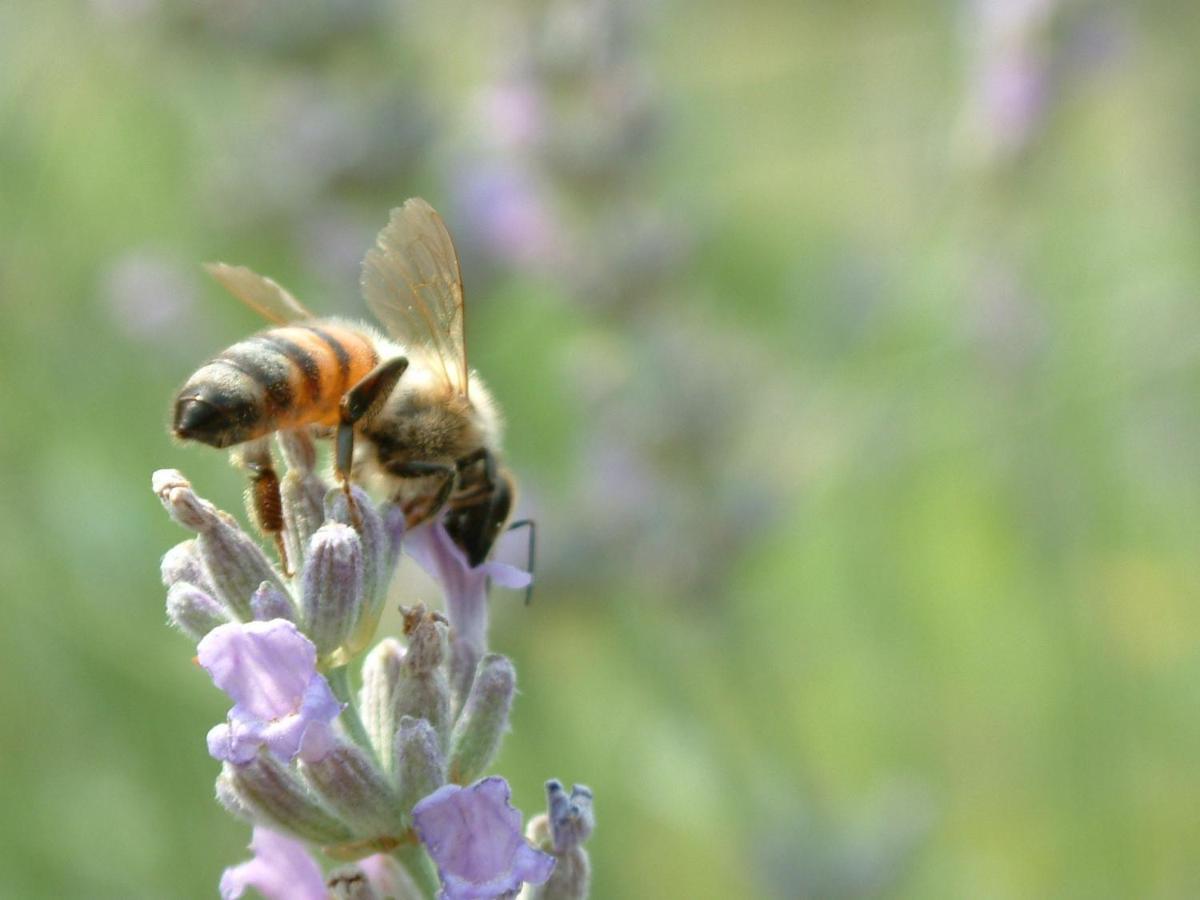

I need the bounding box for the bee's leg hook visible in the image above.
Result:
[506,518,537,605]
[336,356,409,528]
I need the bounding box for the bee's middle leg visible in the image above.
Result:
[335,356,409,521]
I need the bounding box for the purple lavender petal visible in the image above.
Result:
[199,620,342,764]
[198,620,317,719]
[406,521,533,700]
[511,842,557,885]
[413,777,555,899]
[476,80,545,149]
[219,827,327,900]
[479,560,533,591]
[406,521,530,639]
[206,714,266,766]
[293,675,342,762]
[405,521,491,652]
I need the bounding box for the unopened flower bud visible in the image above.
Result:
[546,781,594,852]
[224,755,354,846]
[278,432,327,571]
[215,769,254,824]
[327,486,382,599]
[300,741,405,839]
[251,581,296,622]
[360,613,452,770]
[524,781,595,900]
[401,604,447,674]
[153,469,215,530]
[360,639,405,775]
[299,523,364,662]
[395,716,446,816]
[447,654,515,784]
[523,837,590,900]
[281,471,326,573]
[327,488,405,656]
[166,582,230,639]
[153,469,286,620]
[379,504,406,579]
[327,866,381,900]
[160,539,211,592]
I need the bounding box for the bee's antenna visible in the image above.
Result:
[507,519,537,605]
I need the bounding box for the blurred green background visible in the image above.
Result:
[3,1,1200,897]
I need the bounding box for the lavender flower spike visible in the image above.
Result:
[405,520,531,700]
[414,776,555,900]
[199,619,342,765]
[220,826,327,900]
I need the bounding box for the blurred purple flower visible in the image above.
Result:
[297,211,376,303]
[476,80,545,150]
[199,619,342,765]
[976,50,1047,156]
[101,250,198,342]
[963,0,1058,163]
[452,162,560,269]
[219,826,326,900]
[206,79,366,223]
[413,777,555,900]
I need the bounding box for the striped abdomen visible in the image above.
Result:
[173,319,379,449]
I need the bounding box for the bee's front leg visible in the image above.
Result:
[232,437,290,576]
[336,356,409,526]
[389,461,457,529]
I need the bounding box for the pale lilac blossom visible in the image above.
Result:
[101,250,203,347]
[452,163,560,270]
[199,619,342,765]
[405,520,531,697]
[413,777,555,900]
[219,826,327,900]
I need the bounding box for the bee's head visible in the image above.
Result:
[172,380,255,448]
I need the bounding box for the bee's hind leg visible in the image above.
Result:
[233,438,291,576]
[336,356,410,525]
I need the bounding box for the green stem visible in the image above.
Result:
[393,841,440,898]
[326,664,374,758]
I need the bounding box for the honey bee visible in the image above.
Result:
[172,199,516,575]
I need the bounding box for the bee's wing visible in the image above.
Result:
[204,262,315,324]
[360,198,468,398]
